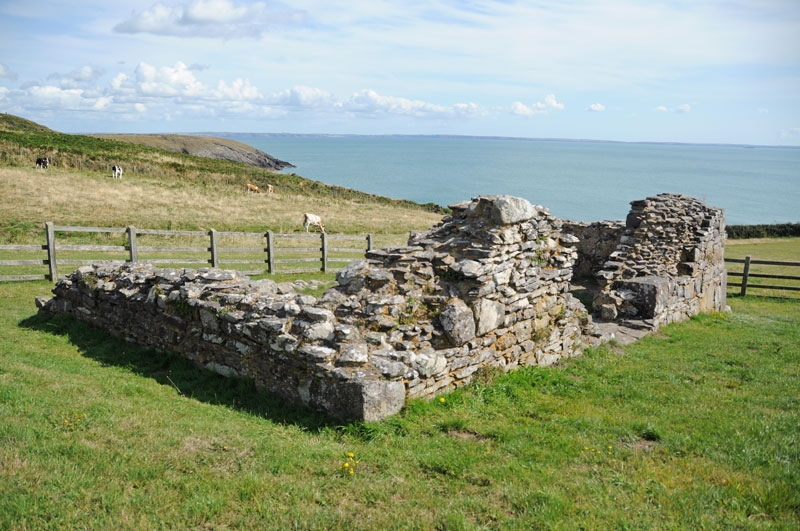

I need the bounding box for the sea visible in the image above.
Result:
[222,134,800,225]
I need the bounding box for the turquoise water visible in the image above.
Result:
[226,135,800,225]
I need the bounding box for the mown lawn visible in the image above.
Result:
[1,278,798,528]
[726,237,800,299]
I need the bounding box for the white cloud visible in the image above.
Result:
[114,0,307,39]
[588,103,605,112]
[69,66,105,82]
[93,97,112,110]
[28,85,86,109]
[757,108,769,114]
[343,89,449,116]
[655,103,691,113]
[131,61,204,97]
[0,87,8,100]
[511,94,564,116]
[339,89,484,118]
[0,63,18,81]
[135,103,147,113]
[268,86,334,108]
[111,73,128,90]
[47,65,106,90]
[214,78,262,101]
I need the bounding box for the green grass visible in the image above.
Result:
[1,280,798,528]
[726,237,800,298]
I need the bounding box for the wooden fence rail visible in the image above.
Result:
[0,222,372,283]
[725,255,800,295]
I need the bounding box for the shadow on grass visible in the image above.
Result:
[19,311,348,433]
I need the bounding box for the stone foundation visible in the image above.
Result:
[37,193,728,421]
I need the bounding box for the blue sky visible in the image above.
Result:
[1,0,799,145]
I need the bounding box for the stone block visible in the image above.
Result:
[438,298,476,347]
[473,299,506,336]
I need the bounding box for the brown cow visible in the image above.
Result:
[246,183,261,193]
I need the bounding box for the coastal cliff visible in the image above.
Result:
[93,133,295,171]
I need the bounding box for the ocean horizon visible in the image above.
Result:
[217,133,800,225]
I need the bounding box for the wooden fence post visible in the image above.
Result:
[127,226,138,263]
[367,234,373,252]
[45,222,58,283]
[740,255,751,296]
[209,229,219,268]
[321,232,328,273]
[266,230,275,274]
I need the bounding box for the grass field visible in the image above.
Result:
[1,237,799,528]
[726,238,800,299]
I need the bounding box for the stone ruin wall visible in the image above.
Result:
[590,193,728,327]
[559,220,625,278]
[37,193,727,421]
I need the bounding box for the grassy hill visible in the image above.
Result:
[0,113,445,242]
[91,133,295,171]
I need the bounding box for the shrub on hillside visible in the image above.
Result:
[726,223,800,239]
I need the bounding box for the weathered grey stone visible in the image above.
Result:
[372,356,408,379]
[257,317,287,333]
[303,307,334,322]
[338,343,369,365]
[34,295,52,310]
[438,298,475,347]
[303,321,335,341]
[415,353,448,378]
[276,282,295,294]
[205,362,238,378]
[336,259,369,286]
[473,299,506,336]
[248,278,277,294]
[486,196,536,225]
[299,345,336,360]
[450,259,482,278]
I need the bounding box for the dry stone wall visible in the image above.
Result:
[38,195,592,421]
[560,220,625,278]
[36,193,728,421]
[591,193,727,327]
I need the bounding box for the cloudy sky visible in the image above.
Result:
[1,0,799,144]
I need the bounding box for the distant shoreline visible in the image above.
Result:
[72,130,798,150]
[200,132,798,150]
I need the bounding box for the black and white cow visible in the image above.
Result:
[111,165,123,179]
[35,157,50,169]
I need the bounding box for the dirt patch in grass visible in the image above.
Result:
[446,429,491,442]
[626,439,656,453]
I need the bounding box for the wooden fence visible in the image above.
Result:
[725,255,800,295]
[0,222,373,283]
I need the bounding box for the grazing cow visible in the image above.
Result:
[303,212,325,233]
[266,184,274,195]
[246,183,261,193]
[35,157,50,169]
[111,165,123,179]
